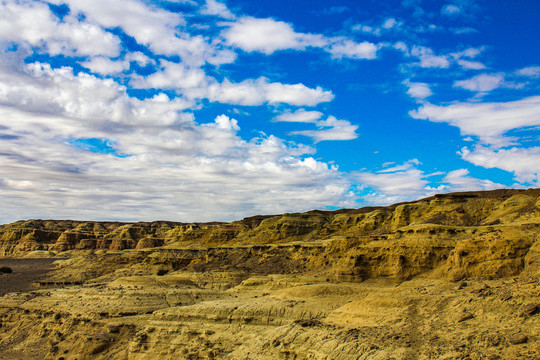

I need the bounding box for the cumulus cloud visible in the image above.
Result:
[0,0,121,57]
[0,58,353,223]
[403,80,432,100]
[222,17,316,54]
[50,0,233,66]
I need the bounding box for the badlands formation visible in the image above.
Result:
[0,188,539,359]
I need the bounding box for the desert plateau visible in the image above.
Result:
[0,188,538,359]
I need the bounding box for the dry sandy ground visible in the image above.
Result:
[0,258,59,296]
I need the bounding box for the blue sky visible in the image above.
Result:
[0,0,539,223]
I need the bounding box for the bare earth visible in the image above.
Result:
[0,258,59,296]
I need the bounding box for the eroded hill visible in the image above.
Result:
[0,188,539,359]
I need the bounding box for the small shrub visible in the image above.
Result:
[0,266,13,274]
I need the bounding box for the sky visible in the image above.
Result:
[0,0,539,223]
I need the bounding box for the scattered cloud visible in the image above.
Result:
[352,17,403,37]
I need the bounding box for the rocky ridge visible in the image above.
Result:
[0,188,539,359]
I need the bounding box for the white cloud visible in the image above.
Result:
[275,109,323,123]
[355,160,503,205]
[404,80,432,100]
[515,66,540,78]
[291,116,358,142]
[0,57,354,223]
[51,0,233,66]
[131,61,334,107]
[131,60,208,90]
[0,0,121,57]
[222,17,312,54]
[410,46,450,68]
[410,96,540,146]
[222,16,379,60]
[382,18,399,29]
[208,114,240,131]
[201,0,235,20]
[264,82,334,106]
[327,39,378,60]
[208,78,334,107]
[454,73,505,92]
[82,57,130,75]
[352,17,402,36]
[457,59,486,70]
[126,52,154,67]
[442,168,503,191]
[460,146,540,185]
[354,160,434,204]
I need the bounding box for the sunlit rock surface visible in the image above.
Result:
[0,188,539,359]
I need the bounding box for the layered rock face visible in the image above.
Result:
[0,188,539,359]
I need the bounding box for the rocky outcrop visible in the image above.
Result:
[0,188,539,282]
